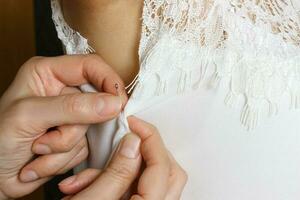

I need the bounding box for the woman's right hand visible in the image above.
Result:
[59,117,188,200]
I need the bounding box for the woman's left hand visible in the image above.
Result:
[0,55,127,199]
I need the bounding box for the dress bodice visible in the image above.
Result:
[51,0,300,129]
[51,1,300,199]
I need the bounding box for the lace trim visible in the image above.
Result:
[51,0,300,130]
[231,0,300,46]
[134,0,300,130]
[50,0,95,54]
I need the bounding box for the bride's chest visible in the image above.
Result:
[61,0,144,85]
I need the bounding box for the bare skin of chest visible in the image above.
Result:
[61,0,143,85]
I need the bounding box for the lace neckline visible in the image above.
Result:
[51,0,300,130]
[50,0,95,54]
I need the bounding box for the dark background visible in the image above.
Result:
[35,1,72,200]
[34,0,63,57]
[0,0,35,95]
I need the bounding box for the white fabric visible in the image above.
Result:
[51,0,300,199]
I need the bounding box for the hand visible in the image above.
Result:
[0,55,128,199]
[59,117,188,200]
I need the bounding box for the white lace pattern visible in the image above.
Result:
[51,1,95,54]
[51,0,300,130]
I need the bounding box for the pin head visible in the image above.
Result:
[115,83,120,96]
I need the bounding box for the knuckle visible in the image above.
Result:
[58,137,74,151]
[22,57,44,72]
[148,123,159,133]
[105,163,135,183]
[144,123,159,137]
[62,94,86,115]
[16,57,45,80]
[82,54,104,71]
[68,125,87,135]
[82,54,108,75]
[28,56,44,64]
[76,138,88,150]
[84,54,103,65]
[80,147,89,160]
[24,56,44,67]
[58,130,87,152]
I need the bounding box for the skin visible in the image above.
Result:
[59,117,188,200]
[0,55,187,199]
[0,54,127,199]
[61,0,143,85]
[0,2,185,198]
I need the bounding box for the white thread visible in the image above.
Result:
[125,74,140,94]
[51,0,300,130]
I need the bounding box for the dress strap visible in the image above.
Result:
[50,0,95,54]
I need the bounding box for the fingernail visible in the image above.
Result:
[96,96,122,116]
[34,144,51,154]
[59,175,77,186]
[119,134,141,159]
[20,170,38,182]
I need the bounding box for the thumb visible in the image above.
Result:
[69,134,142,200]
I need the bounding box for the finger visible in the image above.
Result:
[128,116,170,200]
[19,138,88,182]
[32,124,88,154]
[165,152,188,200]
[1,177,50,199]
[20,55,128,102]
[59,169,101,195]
[12,92,122,132]
[72,134,142,200]
[32,86,88,154]
[58,142,89,174]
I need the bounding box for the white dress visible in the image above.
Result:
[51,0,300,199]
